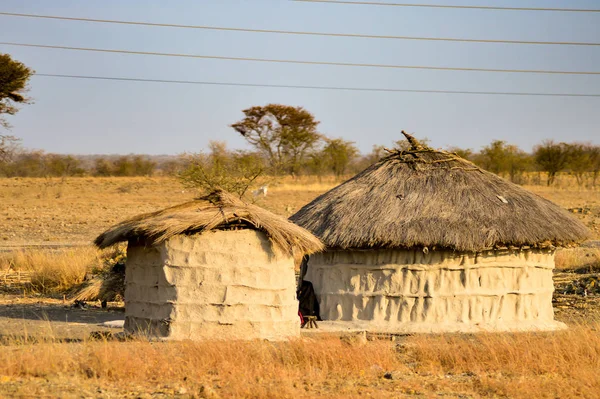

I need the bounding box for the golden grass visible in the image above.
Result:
[555,247,600,271]
[0,326,599,398]
[0,336,398,398]
[406,324,600,398]
[1,175,598,244]
[0,177,193,244]
[270,175,344,192]
[0,247,100,294]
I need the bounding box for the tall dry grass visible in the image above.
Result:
[0,247,101,294]
[2,175,598,244]
[555,248,600,271]
[270,175,345,192]
[1,326,599,398]
[0,336,398,398]
[407,324,600,397]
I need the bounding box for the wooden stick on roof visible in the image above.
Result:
[401,130,426,151]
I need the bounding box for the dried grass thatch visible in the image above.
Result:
[94,190,324,256]
[290,132,591,252]
[71,264,125,304]
[71,277,103,302]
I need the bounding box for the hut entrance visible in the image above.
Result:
[297,255,321,322]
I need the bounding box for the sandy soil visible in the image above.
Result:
[0,177,335,247]
[0,290,122,343]
[1,177,598,247]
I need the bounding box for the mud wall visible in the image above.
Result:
[305,249,563,332]
[124,230,300,340]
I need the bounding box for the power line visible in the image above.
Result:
[0,11,597,46]
[292,0,600,12]
[3,42,599,75]
[33,73,600,97]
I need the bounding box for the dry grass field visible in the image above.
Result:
[1,175,598,246]
[0,176,343,246]
[1,176,600,398]
[0,326,599,398]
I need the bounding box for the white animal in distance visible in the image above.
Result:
[253,185,268,197]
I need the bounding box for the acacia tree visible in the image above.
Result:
[0,134,21,164]
[394,136,431,151]
[589,145,600,187]
[565,143,592,186]
[475,140,531,182]
[0,53,33,129]
[231,104,322,176]
[365,145,387,165]
[1,54,33,169]
[322,138,359,177]
[93,158,113,177]
[534,140,570,186]
[446,146,474,161]
[45,154,85,177]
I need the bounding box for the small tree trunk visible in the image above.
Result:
[547,171,556,186]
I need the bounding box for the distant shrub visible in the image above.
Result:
[178,141,266,198]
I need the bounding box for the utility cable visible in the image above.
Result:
[34,73,600,97]
[0,11,597,46]
[2,42,599,75]
[292,0,600,13]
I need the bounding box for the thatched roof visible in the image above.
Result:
[290,132,590,252]
[95,190,324,256]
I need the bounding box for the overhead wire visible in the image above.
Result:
[33,73,600,97]
[2,42,599,75]
[0,11,598,46]
[291,0,600,12]
[3,8,598,99]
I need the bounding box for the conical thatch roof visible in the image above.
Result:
[95,190,324,256]
[290,132,590,252]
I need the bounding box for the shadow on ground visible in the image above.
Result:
[0,299,125,343]
[0,302,123,324]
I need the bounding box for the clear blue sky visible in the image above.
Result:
[1,0,599,155]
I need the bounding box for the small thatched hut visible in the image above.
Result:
[95,190,323,340]
[290,132,590,333]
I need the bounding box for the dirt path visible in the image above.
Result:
[0,282,597,344]
[0,243,90,254]
[0,294,124,342]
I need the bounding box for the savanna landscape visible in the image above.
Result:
[2,4,600,397]
[1,175,599,398]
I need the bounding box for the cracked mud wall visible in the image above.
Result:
[124,230,300,340]
[305,248,564,332]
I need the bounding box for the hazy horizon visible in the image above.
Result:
[8,135,600,157]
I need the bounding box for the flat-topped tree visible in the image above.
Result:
[231,104,322,176]
[0,53,33,130]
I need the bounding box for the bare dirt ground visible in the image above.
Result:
[0,177,193,246]
[0,272,596,345]
[1,176,598,247]
[0,297,121,343]
[1,177,600,398]
[0,177,336,246]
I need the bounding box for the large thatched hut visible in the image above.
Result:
[290,132,590,333]
[95,190,323,340]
